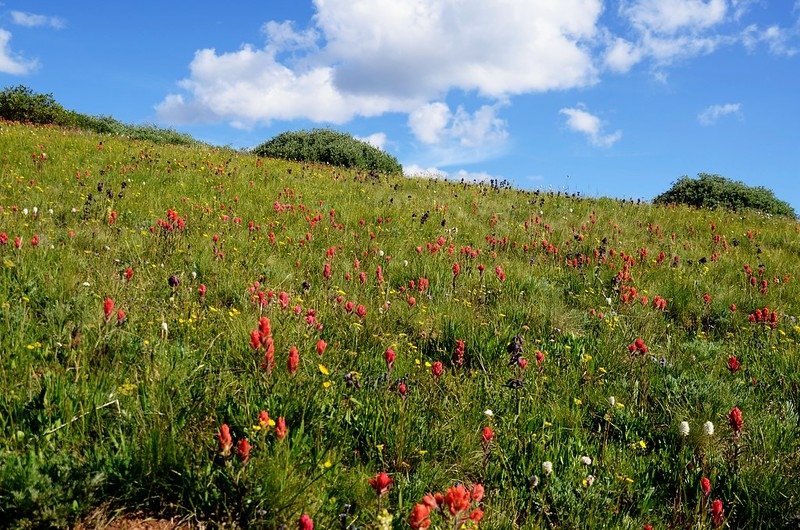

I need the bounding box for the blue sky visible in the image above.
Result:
[2,1,799,210]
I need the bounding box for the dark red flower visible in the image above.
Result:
[384,347,396,369]
[727,355,740,373]
[237,438,251,463]
[298,514,314,530]
[431,361,444,379]
[700,477,711,497]
[711,498,724,527]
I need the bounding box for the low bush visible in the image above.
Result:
[253,129,402,174]
[654,173,795,218]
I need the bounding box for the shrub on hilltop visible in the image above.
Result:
[252,128,402,174]
[654,173,795,218]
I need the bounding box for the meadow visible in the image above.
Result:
[1,121,800,529]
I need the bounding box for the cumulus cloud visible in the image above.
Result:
[407,102,509,166]
[560,106,622,147]
[0,28,37,75]
[355,132,388,150]
[698,102,742,125]
[622,0,727,35]
[403,165,499,183]
[10,11,65,29]
[159,0,603,130]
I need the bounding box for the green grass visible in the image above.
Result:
[2,121,800,529]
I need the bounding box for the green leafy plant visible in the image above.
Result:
[654,173,796,217]
[252,128,402,174]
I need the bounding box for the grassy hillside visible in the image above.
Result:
[2,121,800,529]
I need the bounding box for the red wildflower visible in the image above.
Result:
[116,309,126,324]
[407,296,417,307]
[431,360,444,379]
[727,355,740,373]
[368,471,393,496]
[316,339,327,356]
[422,493,438,509]
[443,484,471,515]
[198,283,207,298]
[250,330,262,351]
[472,483,485,502]
[452,262,461,276]
[700,477,711,497]
[258,410,270,429]
[30,234,39,247]
[276,416,288,440]
[729,303,736,312]
[103,297,114,320]
[217,423,233,456]
[237,438,251,463]
[323,262,332,280]
[298,514,314,530]
[535,350,545,366]
[356,304,367,318]
[258,316,271,337]
[344,301,355,313]
[398,381,407,398]
[124,267,134,281]
[711,498,724,527]
[469,508,484,523]
[518,357,529,369]
[703,292,712,305]
[628,337,648,354]
[409,503,431,529]
[384,347,396,369]
[643,525,653,530]
[482,426,495,446]
[729,406,743,435]
[287,345,300,375]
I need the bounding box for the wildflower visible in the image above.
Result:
[116,309,126,324]
[287,345,300,375]
[431,360,444,379]
[472,483,484,502]
[407,296,417,307]
[580,456,592,466]
[384,347,396,369]
[298,514,314,530]
[703,421,715,436]
[469,508,484,522]
[711,498,724,527]
[583,474,595,487]
[484,409,494,417]
[678,421,690,437]
[276,416,288,440]
[628,337,648,354]
[103,297,115,320]
[258,316,271,337]
[316,338,327,356]
[518,357,529,369]
[729,406,743,435]
[542,461,553,475]
[443,484,471,515]
[258,410,271,429]
[409,503,431,529]
[398,381,407,398]
[703,292,712,305]
[608,396,616,407]
[124,267,134,281]
[356,304,367,318]
[701,477,711,497]
[727,355,741,373]
[643,525,653,530]
[535,350,545,366]
[217,424,233,456]
[482,426,495,446]
[249,330,262,351]
[198,283,207,298]
[452,262,461,276]
[237,438,251,463]
[369,471,393,496]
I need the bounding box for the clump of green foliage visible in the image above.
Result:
[654,173,796,217]
[253,128,402,174]
[0,85,198,146]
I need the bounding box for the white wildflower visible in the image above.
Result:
[703,421,715,436]
[679,421,690,437]
[542,461,553,475]
[580,456,592,466]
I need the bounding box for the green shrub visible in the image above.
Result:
[0,85,67,124]
[0,85,199,146]
[252,129,402,174]
[654,173,796,217]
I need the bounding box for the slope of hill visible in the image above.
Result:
[2,122,800,528]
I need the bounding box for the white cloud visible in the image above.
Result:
[159,0,603,130]
[698,102,743,125]
[622,0,727,35]
[743,24,798,56]
[10,11,65,29]
[0,28,37,75]
[604,37,644,73]
[407,102,509,165]
[355,132,388,150]
[403,165,498,183]
[560,106,622,147]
